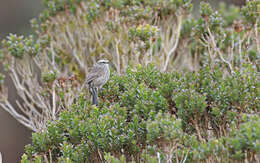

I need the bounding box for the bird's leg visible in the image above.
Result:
[92,87,98,106]
[88,82,98,106]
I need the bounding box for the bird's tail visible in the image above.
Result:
[89,86,98,106]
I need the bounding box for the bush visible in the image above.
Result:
[21,65,259,162]
[0,0,259,162]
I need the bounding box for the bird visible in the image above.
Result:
[85,59,110,106]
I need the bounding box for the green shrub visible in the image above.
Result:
[21,65,259,162]
[0,0,259,162]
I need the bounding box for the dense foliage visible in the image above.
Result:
[0,0,259,162]
[22,65,259,162]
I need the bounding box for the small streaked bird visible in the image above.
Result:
[85,59,110,106]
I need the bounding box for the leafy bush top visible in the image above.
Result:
[22,65,260,163]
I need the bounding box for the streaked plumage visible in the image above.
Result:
[86,59,110,105]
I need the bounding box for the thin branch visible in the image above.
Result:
[157,152,161,163]
[52,83,56,120]
[163,15,183,72]
[72,48,85,72]
[207,26,234,74]
[115,39,121,74]
[0,102,35,131]
[255,19,260,52]
[181,149,190,163]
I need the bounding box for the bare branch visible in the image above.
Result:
[207,26,234,74]
[162,15,183,72]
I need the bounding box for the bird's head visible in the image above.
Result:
[97,59,109,65]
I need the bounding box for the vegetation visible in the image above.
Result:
[0,0,259,162]
[22,65,260,162]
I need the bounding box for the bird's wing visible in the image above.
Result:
[85,64,104,83]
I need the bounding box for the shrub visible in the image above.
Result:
[0,0,259,130]
[21,65,259,162]
[0,0,259,162]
